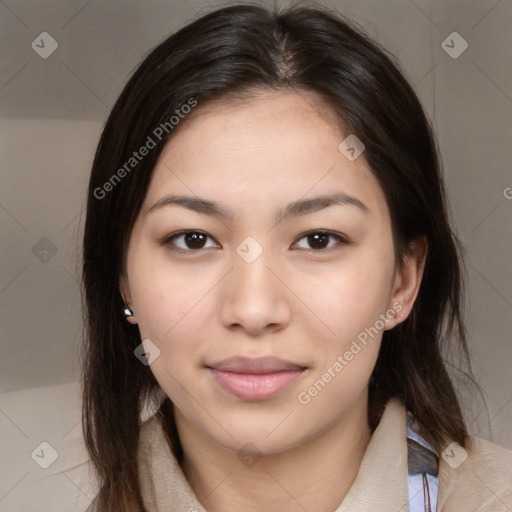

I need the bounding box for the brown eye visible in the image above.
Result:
[163,230,218,251]
[294,231,347,251]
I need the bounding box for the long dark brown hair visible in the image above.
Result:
[81,2,478,510]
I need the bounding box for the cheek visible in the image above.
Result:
[295,262,388,411]
[298,251,394,345]
[128,246,215,342]
[130,265,211,409]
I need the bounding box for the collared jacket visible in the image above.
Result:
[87,398,512,511]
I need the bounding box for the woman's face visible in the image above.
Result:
[120,91,415,455]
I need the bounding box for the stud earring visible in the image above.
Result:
[123,307,134,318]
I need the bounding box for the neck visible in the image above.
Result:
[174,397,372,512]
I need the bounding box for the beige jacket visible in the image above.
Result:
[94,398,512,511]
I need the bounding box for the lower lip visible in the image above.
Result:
[208,368,304,400]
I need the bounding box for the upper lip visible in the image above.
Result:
[207,356,307,374]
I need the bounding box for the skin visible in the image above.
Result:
[120,90,427,512]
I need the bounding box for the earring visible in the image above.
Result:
[123,307,134,318]
[393,311,399,318]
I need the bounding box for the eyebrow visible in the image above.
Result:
[147,192,370,223]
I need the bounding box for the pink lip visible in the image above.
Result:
[206,356,307,401]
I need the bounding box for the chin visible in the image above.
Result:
[207,416,306,455]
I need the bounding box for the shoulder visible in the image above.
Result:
[466,435,512,467]
[438,436,512,510]
[84,416,163,512]
[463,435,512,485]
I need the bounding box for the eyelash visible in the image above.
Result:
[161,229,349,253]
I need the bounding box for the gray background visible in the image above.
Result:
[1,0,511,449]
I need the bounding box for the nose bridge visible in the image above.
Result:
[231,234,280,299]
[219,234,290,332]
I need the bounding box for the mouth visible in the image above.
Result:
[205,356,308,401]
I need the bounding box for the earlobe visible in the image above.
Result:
[119,276,138,324]
[123,307,138,324]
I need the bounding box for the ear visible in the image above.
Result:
[384,235,428,330]
[119,274,138,325]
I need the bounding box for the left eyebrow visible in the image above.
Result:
[276,192,370,223]
[146,192,370,223]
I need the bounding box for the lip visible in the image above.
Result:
[208,356,306,373]
[206,356,307,401]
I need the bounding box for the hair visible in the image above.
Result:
[81,2,479,510]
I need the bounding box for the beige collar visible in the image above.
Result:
[137,398,409,511]
[333,398,409,511]
[137,397,512,511]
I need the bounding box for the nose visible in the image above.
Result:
[219,245,291,336]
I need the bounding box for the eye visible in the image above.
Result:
[162,229,348,253]
[163,230,218,251]
[293,230,348,251]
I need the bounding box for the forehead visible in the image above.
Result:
[142,91,389,223]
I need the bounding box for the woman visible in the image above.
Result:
[81,3,512,511]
